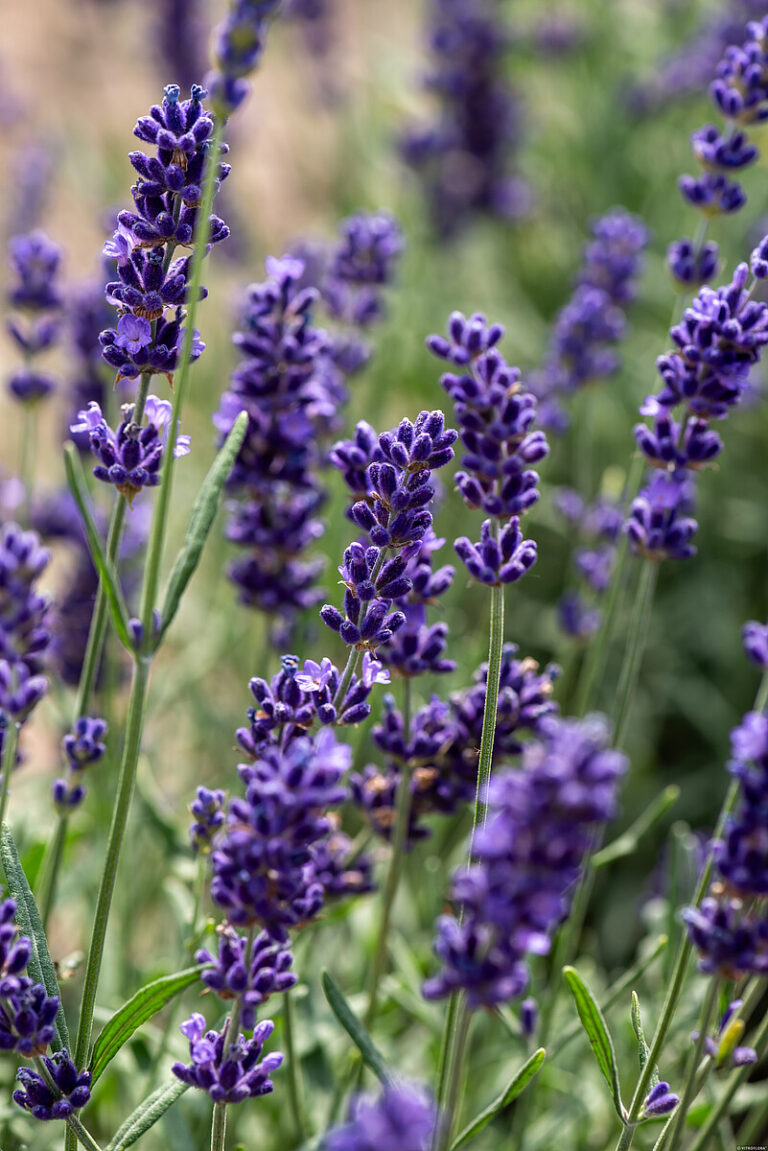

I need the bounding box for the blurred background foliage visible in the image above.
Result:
[1,0,768,1147]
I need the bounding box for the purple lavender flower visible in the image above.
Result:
[682,895,768,977]
[210,729,349,940]
[308,822,375,900]
[6,231,62,406]
[691,1000,758,1069]
[642,1082,679,1119]
[624,472,698,562]
[528,210,647,425]
[667,239,720,290]
[743,619,768,670]
[214,255,333,643]
[324,1083,438,1151]
[322,214,403,327]
[401,0,527,237]
[72,397,190,504]
[189,786,227,853]
[13,1050,91,1121]
[100,85,229,389]
[0,522,50,726]
[557,591,601,641]
[196,927,296,1029]
[0,979,60,1055]
[172,1014,282,1103]
[207,0,281,115]
[53,716,108,810]
[423,716,626,1008]
[454,518,537,586]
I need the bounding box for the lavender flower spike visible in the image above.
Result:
[325,1082,438,1151]
[172,1014,283,1103]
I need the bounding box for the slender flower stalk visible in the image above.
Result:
[363,677,413,1029]
[663,979,719,1151]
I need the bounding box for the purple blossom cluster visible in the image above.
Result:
[100,84,229,387]
[428,312,545,585]
[683,706,768,976]
[324,1083,438,1151]
[52,715,107,810]
[401,0,528,237]
[0,895,91,1122]
[352,645,559,843]
[668,15,768,289]
[217,216,403,646]
[172,1015,282,1103]
[14,1050,92,1122]
[527,210,648,432]
[207,0,281,116]
[553,490,622,641]
[423,715,627,1009]
[626,257,768,560]
[322,410,456,649]
[72,397,191,505]
[214,256,331,640]
[5,230,62,406]
[0,522,50,725]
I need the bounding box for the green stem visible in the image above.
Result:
[665,978,720,1151]
[72,656,151,1070]
[688,1002,768,1151]
[574,451,645,717]
[0,721,19,831]
[469,577,504,846]
[39,814,68,930]
[138,121,225,645]
[434,1003,472,1151]
[364,677,413,1030]
[74,488,128,719]
[612,559,658,747]
[211,1097,228,1151]
[20,406,37,522]
[283,989,307,1142]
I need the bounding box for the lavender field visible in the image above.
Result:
[1,1,768,1149]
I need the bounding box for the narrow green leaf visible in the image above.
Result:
[0,823,69,1051]
[592,786,680,869]
[321,971,393,1084]
[158,411,248,641]
[105,1078,189,1151]
[563,966,624,1119]
[90,967,201,1083]
[630,991,659,1088]
[450,1048,546,1150]
[63,444,132,651]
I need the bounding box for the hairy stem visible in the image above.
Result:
[0,720,20,831]
[470,576,504,846]
[612,558,658,747]
[665,978,720,1151]
[434,1002,471,1151]
[73,656,151,1069]
[283,988,307,1142]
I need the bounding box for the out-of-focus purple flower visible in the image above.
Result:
[215,255,332,644]
[322,214,403,328]
[6,231,62,407]
[691,999,758,1069]
[557,591,601,641]
[13,1050,91,1121]
[683,895,768,977]
[528,210,647,422]
[172,1014,282,1103]
[189,786,227,853]
[423,715,626,1008]
[401,0,526,238]
[324,1083,438,1151]
[308,822,375,900]
[743,619,768,670]
[0,522,51,726]
[667,238,720,289]
[207,0,281,115]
